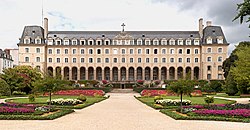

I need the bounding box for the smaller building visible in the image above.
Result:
[4,49,19,67]
[0,49,14,73]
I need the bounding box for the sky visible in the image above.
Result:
[0,0,249,55]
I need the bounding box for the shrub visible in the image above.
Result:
[204,96,214,105]
[48,98,83,105]
[28,94,35,102]
[0,79,11,96]
[77,94,87,102]
[154,96,163,102]
[154,80,161,85]
[156,99,191,106]
[12,91,26,95]
[102,80,108,84]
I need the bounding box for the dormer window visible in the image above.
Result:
[178,40,183,45]
[169,39,175,45]
[36,39,41,44]
[207,38,212,44]
[96,40,102,45]
[80,40,85,45]
[47,39,53,45]
[64,40,69,45]
[194,40,200,45]
[56,40,61,45]
[153,40,159,45]
[161,39,167,45]
[105,40,110,45]
[24,38,30,44]
[217,38,223,44]
[145,40,150,45]
[130,40,134,45]
[186,40,191,45]
[137,40,142,45]
[72,40,77,45]
[88,40,94,45]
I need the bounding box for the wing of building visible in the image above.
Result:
[18,18,228,84]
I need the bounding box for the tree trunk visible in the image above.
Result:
[180,92,183,113]
[49,91,52,111]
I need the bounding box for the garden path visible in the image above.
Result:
[1,93,250,130]
[214,96,250,104]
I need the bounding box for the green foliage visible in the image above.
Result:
[210,80,224,92]
[224,72,239,96]
[168,79,194,96]
[204,96,214,105]
[231,43,250,94]
[77,94,87,102]
[233,0,250,28]
[154,96,163,102]
[12,91,26,95]
[0,79,11,96]
[28,94,35,102]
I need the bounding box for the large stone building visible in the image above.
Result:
[18,18,228,84]
[0,49,13,73]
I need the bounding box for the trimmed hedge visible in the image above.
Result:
[0,109,74,120]
[160,109,250,123]
[133,87,166,93]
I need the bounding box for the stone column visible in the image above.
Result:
[158,69,161,80]
[77,68,80,81]
[134,70,137,81]
[191,69,194,80]
[110,70,113,81]
[86,70,88,80]
[118,69,121,81]
[126,69,129,81]
[151,69,153,80]
[93,69,96,80]
[175,68,178,80]
[166,68,169,80]
[142,69,145,80]
[61,69,64,80]
[102,69,105,81]
[69,69,72,80]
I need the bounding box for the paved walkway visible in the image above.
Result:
[214,96,250,104]
[1,93,250,130]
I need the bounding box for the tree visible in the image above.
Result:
[230,45,250,94]
[233,0,250,28]
[0,79,11,96]
[168,79,194,113]
[223,72,238,96]
[0,65,42,94]
[33,75,71,110]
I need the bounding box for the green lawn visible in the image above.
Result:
[138,95,235,105]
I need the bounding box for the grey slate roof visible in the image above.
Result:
[202,26,228,44]
[48,31,200,39]
[19,26,45,44]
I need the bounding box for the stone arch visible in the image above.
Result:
[161,67,167,80]
[128,67,135,81]
[64,67,69,80]
[80,67,86,80]
[145,67,151,80]
[177,67,183,79]
[120,67,126,81]
[136,67,143,80]
[88,67,94,80]
[185,67,192,79]
[194,67,199,80]
[47,67,53,76]
[96,67,102,81]
[104,67,110,80]
[153,67,159,80]
[55,66,62,78]
[169,67,175,80]
[72,67,78,80]
[112,67,118,81]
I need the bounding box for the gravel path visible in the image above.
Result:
[1,93,249,130]
[214,96,250,104]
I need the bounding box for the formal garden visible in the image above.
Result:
[0,66,111,120]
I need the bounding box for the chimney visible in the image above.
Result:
[44,18,48,38]
[206,21,212,26]
[199,18,204,38]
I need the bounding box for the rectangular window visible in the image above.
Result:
[187,49,190,54]
[65,58,68,63]
[97,58,101,63]
[178,49,182,54]
[25,48,29,53]
[80,49,84,54]
[178,58,182,63]
[36,48,40,53]
[130,58,133,63]
[105,58,109,63]
[56,49,60,54]
[73,58,76,63]
[207,57,212,62]
[113,49,118,54]
[122,49,126,54]
[195,58,199,63]
[89,49,93,54]
[218,66,222,71]
[218,74,223,79]
[65,49,68,54]
[207,48,212,53]
[89,58,93,63]
[122,58,125,63]
[146,49,150,54]
[162,58,166,63]
[56,58,60,63]
[170,58,174,63]
[207,66,211,71]
[64,40,69,45]
[195,49,199,54]
[48,58,52,63]
[72,40,77,45]
[162,49,166,54]
[25,57,29,62]
[36,57,40,62]
[146,58,150,63]
[207,74,211,80]
[81,41,85,45]
[81,58,84,63]
[114,58,118,63]
[105,49,109,54]
[48,49,52,54]
[154,49,158,54]
[154,58,158,63]
[138,58,142,63]
[138,49,142,54]
[218,48,223,53]
[186,58,190,63]
[170,49,174,54]
[130,49,133,54]
[72,49,76,54]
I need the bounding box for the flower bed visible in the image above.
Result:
[0,106,35,114]
[141,90,176,96]
[48,98,83,105]
[191,90,202,97]
[193,109,250,118]
[155,99,191,106]
[54,90,105,96]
